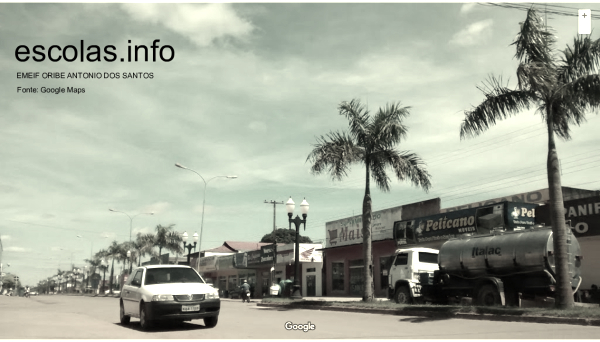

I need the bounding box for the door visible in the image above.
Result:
[122,269,143,315]
[389,253,409,286]
[306,275,316,297]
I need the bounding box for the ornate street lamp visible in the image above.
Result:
[175,163,237,256]
[182,231,199,265]
[286,197,309,300]
[108,209,153,272]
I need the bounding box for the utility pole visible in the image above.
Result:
[264,200,284,287]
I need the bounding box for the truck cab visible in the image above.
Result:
[387,247,439,304]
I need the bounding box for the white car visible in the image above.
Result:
[119,265,220,330]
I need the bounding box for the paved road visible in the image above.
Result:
[1,295,599,339]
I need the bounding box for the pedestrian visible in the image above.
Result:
[239,280,251,303]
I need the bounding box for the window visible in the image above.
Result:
[332,262,344,291]
[144,267,202,285]
[394,253,408,266]
[307,268,316,273]
[418,252,438,264]
[380,256,393,290]
[131,270,143,287]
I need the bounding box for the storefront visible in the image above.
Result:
[536,194,600,289]
[322,198,440,297]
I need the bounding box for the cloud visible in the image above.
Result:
[120,3,254,47]
[460,3,477,14]
[143,202,171,215]
[5,246,31,252]
[249,121,268,133]
[450,19,494,46]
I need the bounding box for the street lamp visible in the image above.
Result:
[0,263,9,294]
[76,235,94,259]
[72,268,80,293]
[108,208,154,273]
[174,163,237,255]
[286,196,309,300]
[182,231,199,265]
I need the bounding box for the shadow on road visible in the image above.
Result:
[398,316,452,323]
[114,320,209,332]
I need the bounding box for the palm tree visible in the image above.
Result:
[105,241,122,295]
[459,8,600,309]
[95,249,110,294]
[152,224,183,264]
[136,232,157,266]
[307,99,432,301]
[84,257,102,292]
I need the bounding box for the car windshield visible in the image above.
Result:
[144,267,204,285]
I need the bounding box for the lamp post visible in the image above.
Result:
[175,163,237,256]
[286,197,309,300]
[76,235,94,259]
[0,263,9,294]
[108,208,154,273]
[182,231,199,265]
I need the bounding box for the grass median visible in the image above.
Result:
[261,297,600,320]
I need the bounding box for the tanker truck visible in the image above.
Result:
[387,225,583,306]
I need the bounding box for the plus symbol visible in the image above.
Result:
[582,13,588,18]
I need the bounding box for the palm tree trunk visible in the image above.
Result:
[546,106,574,309]
[362,161,375,302]
[109,258,115,295]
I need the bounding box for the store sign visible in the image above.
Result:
[261,245,275,264]
[536,195,600,238]
[233,253,247,268]
[442,189,548,213]
[246,250,262,267]
[198,255,218,272]
[325,207,402,248]
[217,255,234,270]
[299,244,323,262]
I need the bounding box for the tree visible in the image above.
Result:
[459,8,600,309]
[307,99,432,301]
[260,228,313,244]
[142,224,183,264]
[135,232,157,266]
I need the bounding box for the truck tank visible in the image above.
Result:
[438,226,581,286]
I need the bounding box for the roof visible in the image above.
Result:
[203,241,276,253]
[138,264,193,269]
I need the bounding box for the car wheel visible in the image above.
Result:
[120,301,130,325]
[394,286,412,304]
[204,316,218,328]
[477,284,501,306]
[139,303,153,330]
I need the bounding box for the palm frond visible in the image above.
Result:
[460,76,533,139]
[558,36,600,84]
[378,149,432,192]
[306,131,363,181]
[512,8,556,66]
[369,152,392,192]
[371,102,410,149]
[338,99,370,144]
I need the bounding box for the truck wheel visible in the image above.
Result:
[477,284,501,306]
[394,286,411,304]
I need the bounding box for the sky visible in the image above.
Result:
[1,1,599,287]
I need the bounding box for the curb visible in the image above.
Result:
[256,303,600,327]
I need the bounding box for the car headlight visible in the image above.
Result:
[206,291,219,299]
[152,294,175,302]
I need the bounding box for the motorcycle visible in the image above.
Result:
[25,291,30,298]
[242,290,251,303]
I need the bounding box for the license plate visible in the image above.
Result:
[182,305,200,312]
